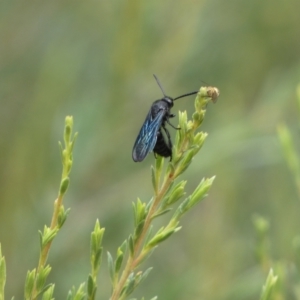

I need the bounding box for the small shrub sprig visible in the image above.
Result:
[252,86,300,300]
[86,220,105,300]
[25,116,78,300]
[252,215,278,300]
[259,269,278,300]
[109,86,220,300]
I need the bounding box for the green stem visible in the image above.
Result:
[110,173,175,300]
[29,116,76,300]
[31,193,64,300]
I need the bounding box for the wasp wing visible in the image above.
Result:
[132,109,165,162]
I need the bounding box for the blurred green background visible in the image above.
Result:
[1,0,300,299]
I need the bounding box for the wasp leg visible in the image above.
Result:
[161,124,173,161]
[166,113,180,130]
[166,118,180,130]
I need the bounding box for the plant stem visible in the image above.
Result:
[38,193,63,269]
[29,116,76,300]
[110,173,174,300]
[31,194,64,299]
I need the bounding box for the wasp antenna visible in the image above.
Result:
[173,91,198,101]
[153,74,167,97]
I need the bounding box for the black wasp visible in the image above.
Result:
[132,75,198,162]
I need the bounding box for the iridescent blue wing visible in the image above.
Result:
[132,109,165,162]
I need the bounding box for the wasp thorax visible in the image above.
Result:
[163,97,174,106]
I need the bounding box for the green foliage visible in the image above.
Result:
[252,88,300,299]
[1,1,300,298]
[253,214,271,271]
[41,284,55,300]
[0,245,6,300]
[38,227,58,250]
[66,284,86,300]
[90,222,105,269]
[259,269,278,300]
[88,220,105,300]
[23,116,78,300]
[8,82,300,300]
[57,206,71,229]
[2,82,300,300]
[0,86,221,300]
[278,122,300,197]
[109,86,219,300]
[3,83,298,300]
[24,269,36,299]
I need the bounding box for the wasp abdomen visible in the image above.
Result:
[153,130,172,159]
